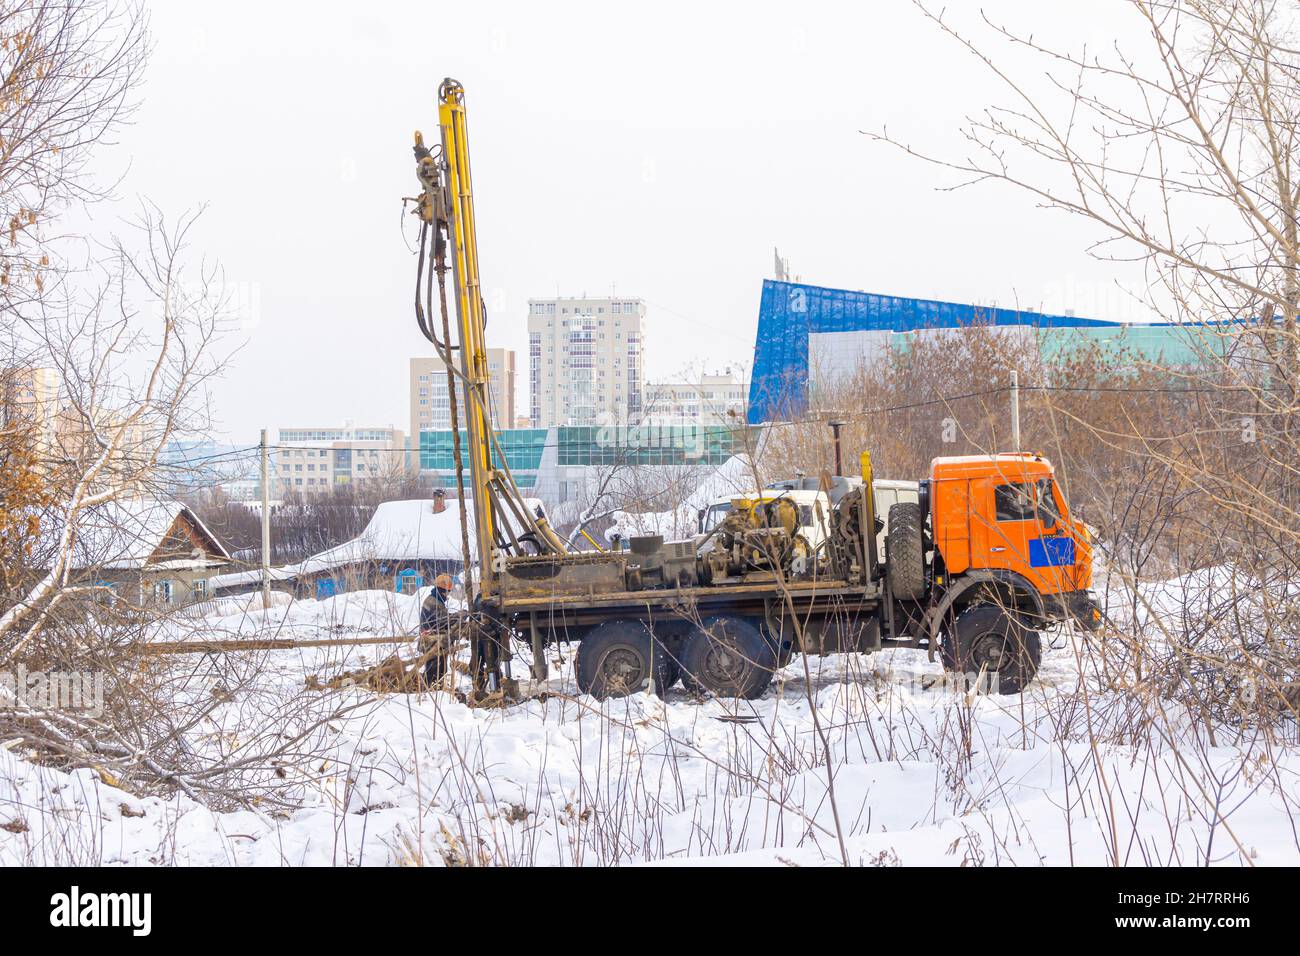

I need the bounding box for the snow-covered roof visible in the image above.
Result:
[37,498,231,571]
[210,497,544,590]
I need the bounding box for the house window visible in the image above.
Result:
[152,580,174,604]
[92,580,118,606]
[191,578,208,600]
[395,569,423,594]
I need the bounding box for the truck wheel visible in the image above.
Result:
[575,620,672,699]
[674,648,703,694]
[941,604,1041,695]
[886,502,927,600]
[681,616,777,699]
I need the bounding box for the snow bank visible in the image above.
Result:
[3,568,1297,867]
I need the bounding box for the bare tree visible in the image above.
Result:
[243,469,437,564]
[553,434,737,548]
[0,207,229,653]
[1,0,149,318]
[0,3,361,807]
[868,0,1300,720]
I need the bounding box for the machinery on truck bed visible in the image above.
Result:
[407,79,1101,701]
[700,479,921,564]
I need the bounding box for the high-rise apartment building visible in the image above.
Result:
[0,365,61,448]
[2,366,150,490]
[527,296,644,427]
[410,349,515,437]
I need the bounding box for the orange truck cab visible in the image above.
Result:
[930,452,1093,602]
[885,452,1101,693]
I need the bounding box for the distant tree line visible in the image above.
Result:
[185,474,440,565]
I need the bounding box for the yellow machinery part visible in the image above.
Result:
[438,81,498,597]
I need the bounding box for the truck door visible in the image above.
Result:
[978,476,1038,583]
[978,476,1077,596]
[1030,477,1082,594]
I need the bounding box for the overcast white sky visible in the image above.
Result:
[90,0,1150,443]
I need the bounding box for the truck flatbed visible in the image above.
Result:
[499,577,881,613]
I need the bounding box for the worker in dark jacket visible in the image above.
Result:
[419,573,455,685]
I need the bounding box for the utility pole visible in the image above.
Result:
[259,428,271,609]
[1009,371,1021,453]
[828,419,847,476]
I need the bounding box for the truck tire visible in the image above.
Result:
[575,620,673,699]
[941,603,1041,695]
[886,502,927,601]
[680,674,703,695]
[680,616,777,699]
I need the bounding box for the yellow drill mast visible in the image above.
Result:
[434,80,498,597]
[410,79,565,617]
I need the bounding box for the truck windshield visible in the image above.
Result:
[1036,478,1062,530]
[702,503,731,532]
[798,504,819,530]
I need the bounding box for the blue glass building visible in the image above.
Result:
[747,280,1124,424]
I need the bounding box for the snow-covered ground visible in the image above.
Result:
[1,583,1297,866]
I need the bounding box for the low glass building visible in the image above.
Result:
[418,424,746,503]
